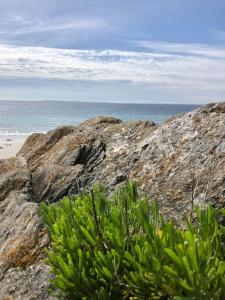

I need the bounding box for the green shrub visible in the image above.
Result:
[40,182,225,299]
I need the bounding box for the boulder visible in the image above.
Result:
[0,157,50,299]
[18,118,156,202]
[1,104,225,298]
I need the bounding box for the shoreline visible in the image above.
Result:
[0,136,27,159]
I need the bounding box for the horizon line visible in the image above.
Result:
[0,99,207,106]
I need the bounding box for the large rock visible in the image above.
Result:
[18,117,156,202]
[0,157,50,299]
[1,104,225,298]
[131,102,225,220]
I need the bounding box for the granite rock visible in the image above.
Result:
[2,103,225,298]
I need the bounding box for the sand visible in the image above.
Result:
[0,137,26,160]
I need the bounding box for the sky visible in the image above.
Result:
[0,0,225,104]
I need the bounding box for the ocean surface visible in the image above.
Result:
[0,101,200,138]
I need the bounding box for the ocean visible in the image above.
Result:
[0,100,200,138]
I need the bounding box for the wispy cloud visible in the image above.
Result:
[135,40,225,59]
[0,15,107,36]
[0,43,224,91]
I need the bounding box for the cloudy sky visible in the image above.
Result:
[0,0,225,103]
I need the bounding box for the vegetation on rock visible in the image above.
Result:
[40,182,225,299]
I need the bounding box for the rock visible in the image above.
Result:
[2,105,225,298]
[130,102,225,219]
[32,163,84,203]
[17,106,225,215]
[0,263,54,300]
[0,157,49,299]
[18,125,76,168]
[79,115,122,127]
[18,118,156,202]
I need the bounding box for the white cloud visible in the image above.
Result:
[0,15,107,36]
[0,42,224,103]
[135,40,225,59]
[13,19,107,35]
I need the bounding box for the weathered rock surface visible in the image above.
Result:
[0,263,54,300]
[18,117,156,203]
[0,157,50,299]
[1,103,225,298]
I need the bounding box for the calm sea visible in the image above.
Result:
[0,101,200,138]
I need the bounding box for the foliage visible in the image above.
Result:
[40,182,225,299]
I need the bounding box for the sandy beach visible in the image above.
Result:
[0,137,26,160]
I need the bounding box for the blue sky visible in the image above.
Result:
[0,0,225,103]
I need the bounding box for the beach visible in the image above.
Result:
[0,137,26,159]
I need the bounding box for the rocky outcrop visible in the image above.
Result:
[19,118,157,202]
[1,103,225,298]
[0,157,50,299]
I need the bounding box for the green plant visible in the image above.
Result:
[40,182,225,299]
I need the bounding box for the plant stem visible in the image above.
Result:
[91,189,106,253]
